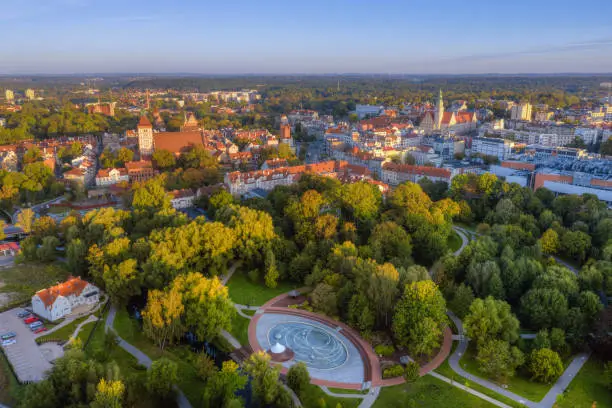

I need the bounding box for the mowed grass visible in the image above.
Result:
[85,310,174,408]
[459,348,550,402]
[229,314,250,347]
[113,309,207,407]
[447,230,463,253]
[0,263,69,303]
[557,358,612,408]
[226,272,297,306]
[37,315,90,342]
[373,374,497,408]
[434,344,523,408]
[301,383,361,408]
[327,387,368,395]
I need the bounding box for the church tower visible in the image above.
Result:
[137,115,154,157]
[434,89,444,130]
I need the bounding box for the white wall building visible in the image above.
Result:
[355,105,384,119]
[95,168,129,187]
[32,277,99,322]
[170,189,196,209]
[471,137,514,160]
[575,128,600,145]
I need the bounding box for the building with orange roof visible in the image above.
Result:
[224,160,347,196]
[125,160,158,183]
[95,167,129,187]
[381,162,451,186]
[32,277,99,321]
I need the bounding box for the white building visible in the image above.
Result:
[32,277,99,322]
[170,189,196,209]
[538,134,559,147]
[510,103,532,121]
[575,128,600,145]
[355,105,384,119]
[471,137,514,160]
[95,168,129,187]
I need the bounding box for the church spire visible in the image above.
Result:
[435,89,444,130]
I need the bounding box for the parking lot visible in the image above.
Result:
[0,308,53,382]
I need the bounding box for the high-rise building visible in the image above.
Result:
[25,88,35,100]
[137,115,154,157]
[434,89,444,130]
[5,90,14,102]
[511,103,533,121]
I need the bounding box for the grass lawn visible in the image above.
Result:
[373,374,497,408]
[113,309,207,407]
[47,205,71,214]
[447,230,463,252]
[300,383,361,408]
[0,263,69,304]
[85,310,173,408]
[229,315,250,347]
[459,348,550,402]
[327,387,368,395]
[226,273,297,306]
[242,309,257,316]
[557,358,612,408]
[37,315,90,342]
[0,350,23,406]
[434,343,523,408]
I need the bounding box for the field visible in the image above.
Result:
[434,344,523,408]
[301,383,361,408]
[557,358,612,408]
[447,230,463,252]
[0,263,69,307]
[459,348,550,402]
[36,314,90,343]
[229,314,250,346]
[226,272,297,306]
[373,374,497,408]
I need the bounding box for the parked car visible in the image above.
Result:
[24,316,38,324]
[17,310,30,318]
[29,321,43,330]
[33,327,47,334]
[0,332,16,340]
[2,339,16,347]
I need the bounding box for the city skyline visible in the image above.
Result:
[1,0,612,74]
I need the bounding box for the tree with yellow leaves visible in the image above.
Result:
[142,285,184,350]
[91,378,125,408]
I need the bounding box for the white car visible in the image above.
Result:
[2,339,16,347]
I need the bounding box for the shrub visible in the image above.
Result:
[404,361,420,383]
[247,270,260,283]
[382,364,405,379]
[374,345,395,357]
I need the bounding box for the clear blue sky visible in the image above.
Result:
[2,0,612,74]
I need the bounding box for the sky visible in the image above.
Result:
[1,0,612,75]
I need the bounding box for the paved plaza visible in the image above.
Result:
[254,313,365,384]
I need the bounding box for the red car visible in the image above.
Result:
[34,327,47,334]
[23,316,38,324]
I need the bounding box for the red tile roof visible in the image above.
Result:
[153,131,204,154]
[35,277,90,308]
[383,163,451,179]
[138,115,152,128]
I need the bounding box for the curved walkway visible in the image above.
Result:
[447,311,538,408]
[452,226,470,256]
[64,314,98,346]
[105,305,193,408]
